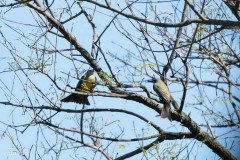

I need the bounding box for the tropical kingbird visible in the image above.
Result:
[148,78,172,121]
[61,70,97,105]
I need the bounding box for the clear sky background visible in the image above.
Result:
[0,0,239,159]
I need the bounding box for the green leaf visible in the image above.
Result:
[118,145,126,149]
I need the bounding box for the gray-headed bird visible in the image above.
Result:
[61,70,97,105]
[148,78,172,121]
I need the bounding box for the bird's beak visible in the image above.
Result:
[146,79,154,83]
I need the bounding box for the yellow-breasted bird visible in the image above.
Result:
[148,78,172,121]
[61,70,97,105]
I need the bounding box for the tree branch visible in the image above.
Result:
[82,0,240,27]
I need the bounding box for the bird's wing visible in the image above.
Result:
[153,84,171,103]
[75,74,87,91]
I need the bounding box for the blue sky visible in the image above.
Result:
[0,0,239,159]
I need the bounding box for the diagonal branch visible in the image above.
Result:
[115,137,164,160]
[19,0,113,87]
[223,0,240,21]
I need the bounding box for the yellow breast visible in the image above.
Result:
[81,75,96,91]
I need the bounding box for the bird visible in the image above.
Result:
[148,78,172,121]
[61,69,97,105]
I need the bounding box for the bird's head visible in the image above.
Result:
[147,78,159,83]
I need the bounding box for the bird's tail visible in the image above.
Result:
[61,94,90,105]
[161,103,172,121]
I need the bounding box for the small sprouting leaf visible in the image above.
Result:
[118,145,126,149]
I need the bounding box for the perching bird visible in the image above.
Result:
[61,70,97,105]
[148,78,172,121]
